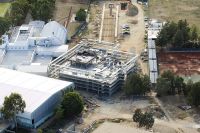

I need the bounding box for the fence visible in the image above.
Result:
[168,48,200,52]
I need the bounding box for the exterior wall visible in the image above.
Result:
[15,84,74,128]
[60,73,125,97]
[32,91,62,128]
[41,21,68,45]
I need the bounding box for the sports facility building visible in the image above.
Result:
[0,68,74,128]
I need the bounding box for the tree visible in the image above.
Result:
[76,8,87,22]
[123,73,151,96]
[142,75,151,92]
[10,0,29,25]
[133,108,143,123]
[123,73,142,95]
[174,76,185,94]
[190,25,199,41]
[31,0,55,22]
[0,93,26,127]
[156,77,171,96]
[173,29,184,48]
[61,92,84,117]
[188,82,200,106]
[55,105,64,120]
[156,26,169,47]
[141,112,154,129]
[166,21,178,42]
[156,21,178,48]
[156,19,200,49]
[156,70,186,96]
[133,109,154,129]
[0,17,11,35]
[161,70,175,95]
[183,79,193,96]
[177,19,190,43]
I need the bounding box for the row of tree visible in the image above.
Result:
[0,0,29,36]
[30,0,56,22]
[156,70,200,106]
[156,70,185,96]
[156,20,200,49]
[123,73,151,96]
[10,0,29,25]
[0,0,56,36]
[0,17,11,35]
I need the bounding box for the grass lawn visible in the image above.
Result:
[0,2,11,17]
[148,0,200,29]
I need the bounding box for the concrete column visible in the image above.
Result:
[99,4,105,43]
[115,5,119,39]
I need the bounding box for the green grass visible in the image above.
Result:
[0,3,11,17]
[148,0,200,29]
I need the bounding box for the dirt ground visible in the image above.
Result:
[117,3,148,74]
[93,120,199,133]
[157,52,200,76]
[148,0,200,29]
[159,95,200,124]
[75,90,200,133]
[53,0,89,38]
[76,91,152,131]
[93,122,150,133]
[102,8,116,42]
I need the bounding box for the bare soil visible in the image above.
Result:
[157,52,200,76]
[54,0,88,38]
[92,122,151,133]
[102,9,116,42]
[118,3,148,74]
[76,91,199,133]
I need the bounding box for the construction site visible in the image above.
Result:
[47,1,143,97]
[48,39,138,96]
[42,1,200,133]
[99,3,119,43]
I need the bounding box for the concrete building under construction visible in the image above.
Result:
[48,40,138,96]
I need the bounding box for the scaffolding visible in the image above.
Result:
[48,39,138,96]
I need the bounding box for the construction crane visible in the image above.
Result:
[64,6,73,28]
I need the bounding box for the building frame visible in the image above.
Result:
[48,39,138,96]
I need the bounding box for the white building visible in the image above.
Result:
[0,68,74,128]
[0,21,68,75]
[147,19,165,84]
[41,21,68,45]
[148,19,165,40]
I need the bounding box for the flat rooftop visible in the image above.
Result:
[0,68,73,114]
[32,56,52,65]
[1,50,34,66]
[9,22,44,44]
[49,40,138,83]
